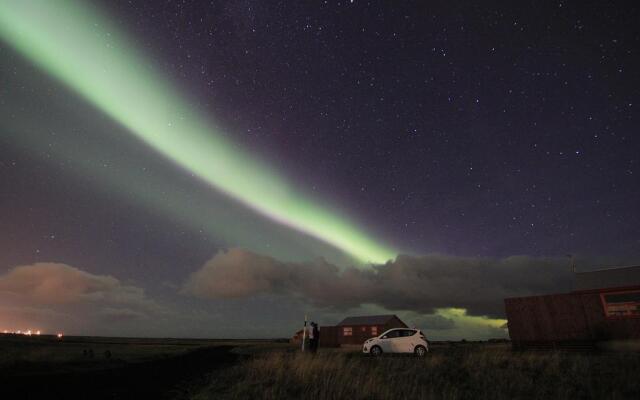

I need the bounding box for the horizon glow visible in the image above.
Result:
[0,0,396,264]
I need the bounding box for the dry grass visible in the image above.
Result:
[193,345,640,400]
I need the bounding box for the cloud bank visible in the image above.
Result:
[183,248,573,318]
[0,263,160,333]
[0,263,153,307]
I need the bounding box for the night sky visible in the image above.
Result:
[1,1,639,339]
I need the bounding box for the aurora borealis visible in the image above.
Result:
[1,0,639,339]
[0,0,395,264]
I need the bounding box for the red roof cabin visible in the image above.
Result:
[333,314,408,346]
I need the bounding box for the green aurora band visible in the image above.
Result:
[0,0,396,264]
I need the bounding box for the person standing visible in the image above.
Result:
[314,322,321,352]
[307,321,315,352]
[310,322,320,353]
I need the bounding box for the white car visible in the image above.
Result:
[362,328,429,357]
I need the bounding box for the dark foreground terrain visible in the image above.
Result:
[0,335,258,399]
[2,336,640,400]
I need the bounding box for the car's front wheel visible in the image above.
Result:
[370,345,382,356]
[414,345,427,357]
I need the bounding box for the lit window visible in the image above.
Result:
[371,326,378,335]
[601,290,640,318]
[361,326,366,332]
[343,327,353,336]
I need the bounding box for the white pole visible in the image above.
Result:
[301,314,307,352]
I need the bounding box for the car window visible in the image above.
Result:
[401,329,417,337]
[383,329,400,338]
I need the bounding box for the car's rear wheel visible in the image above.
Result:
[414,345,427,357]
[370,345,382,356]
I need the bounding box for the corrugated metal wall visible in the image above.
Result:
[505,288,640,348]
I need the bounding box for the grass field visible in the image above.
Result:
[0,334,225,374]
[0,334,272,399]
[2,336,640,399]
[193,343,640,400]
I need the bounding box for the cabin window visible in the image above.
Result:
[343,327,353,336]
[371,326,378,336]
[601,290,640,318]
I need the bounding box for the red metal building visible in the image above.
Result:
[505,265,640,349]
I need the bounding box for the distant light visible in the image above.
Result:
[36,330,41,335]
[57,333,63,339]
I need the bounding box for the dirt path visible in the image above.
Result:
[0,345,238,399]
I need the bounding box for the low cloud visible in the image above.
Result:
[183,248,573,318]
[0,263,152,307]
[0,263,161,332]
[408,313,456,331]
[99,307,147,322]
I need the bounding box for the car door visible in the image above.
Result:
[378,329,399,352]
[406,329,421,352]
[392,329,417,353]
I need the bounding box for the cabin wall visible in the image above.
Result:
[318,326,340,348]
[337,324,382,345]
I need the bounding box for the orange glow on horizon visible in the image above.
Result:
[1,329,58,337]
